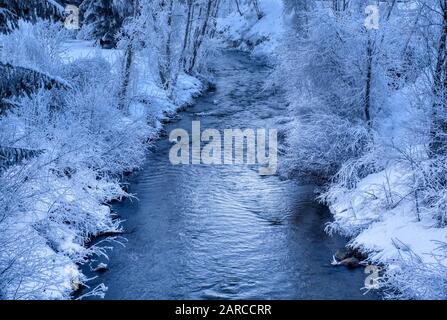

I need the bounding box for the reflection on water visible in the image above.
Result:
[82,50,377,300]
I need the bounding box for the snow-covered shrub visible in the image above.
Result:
[0,20,68,75]
[281,113,371,180]
[277,6,380,179]
[414,156,447,227]
[381,242,447,300]
[0,18,155,299]
[61,56,112,89]
[0,158,81,299]
[217,0,284,60]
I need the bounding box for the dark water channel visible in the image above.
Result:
[82,50,377,300]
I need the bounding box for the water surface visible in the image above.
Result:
[84,50,376,300]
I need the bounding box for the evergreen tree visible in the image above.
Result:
[0,0,63,33]
[0,62,69,112]
[80,0,126,48]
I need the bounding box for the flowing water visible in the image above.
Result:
[82,50,377,300]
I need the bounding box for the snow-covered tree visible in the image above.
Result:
[80,0,120,48]
[117,0,219,101]
[0,0,63,33]
[0,18,154,298]
[277,1,412,180]
[183,0,220,74]
[276,0,447,299]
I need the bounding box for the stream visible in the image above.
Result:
[82,50,377,300]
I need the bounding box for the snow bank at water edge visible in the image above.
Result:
[0,22,203,299]
[323,84,447,299]
[217,0,284,60]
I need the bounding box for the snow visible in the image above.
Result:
[0,23,204,299]
[4,0,447,301]
[217,0,284,60]
[323,78,447,298]
[47,0,65,13]
[60,40,123,66]
[355,214,447,264]
[274,1,447,298]
[328,164,447,265]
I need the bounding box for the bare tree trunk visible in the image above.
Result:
[118,0,139,112]
[385,0,397,21]
[118,44,134,111]
[332,0,349,12]
[187,0,214,74]
[234,0,243,16]
[157,0,175,92]
[209,0,221,39]
[364,36,373,128]
[181,0,194,70]
[402,4,422,57]
[164,0,174,93]
[429,1,447,155]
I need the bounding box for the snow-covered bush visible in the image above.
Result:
[0,0,210,296]
[0,20,68,75]
[277,5,378,179]
[382,242,447,300]
[217,0,284,60]
[0,20,155,299]
[278,0,447,299]
[281,113,371,180]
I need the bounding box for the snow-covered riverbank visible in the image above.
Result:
[3,0,447,301]
[0,24,203,299]
[224,0,447,300]
[323,87,447,299]
[273,2,447,299]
